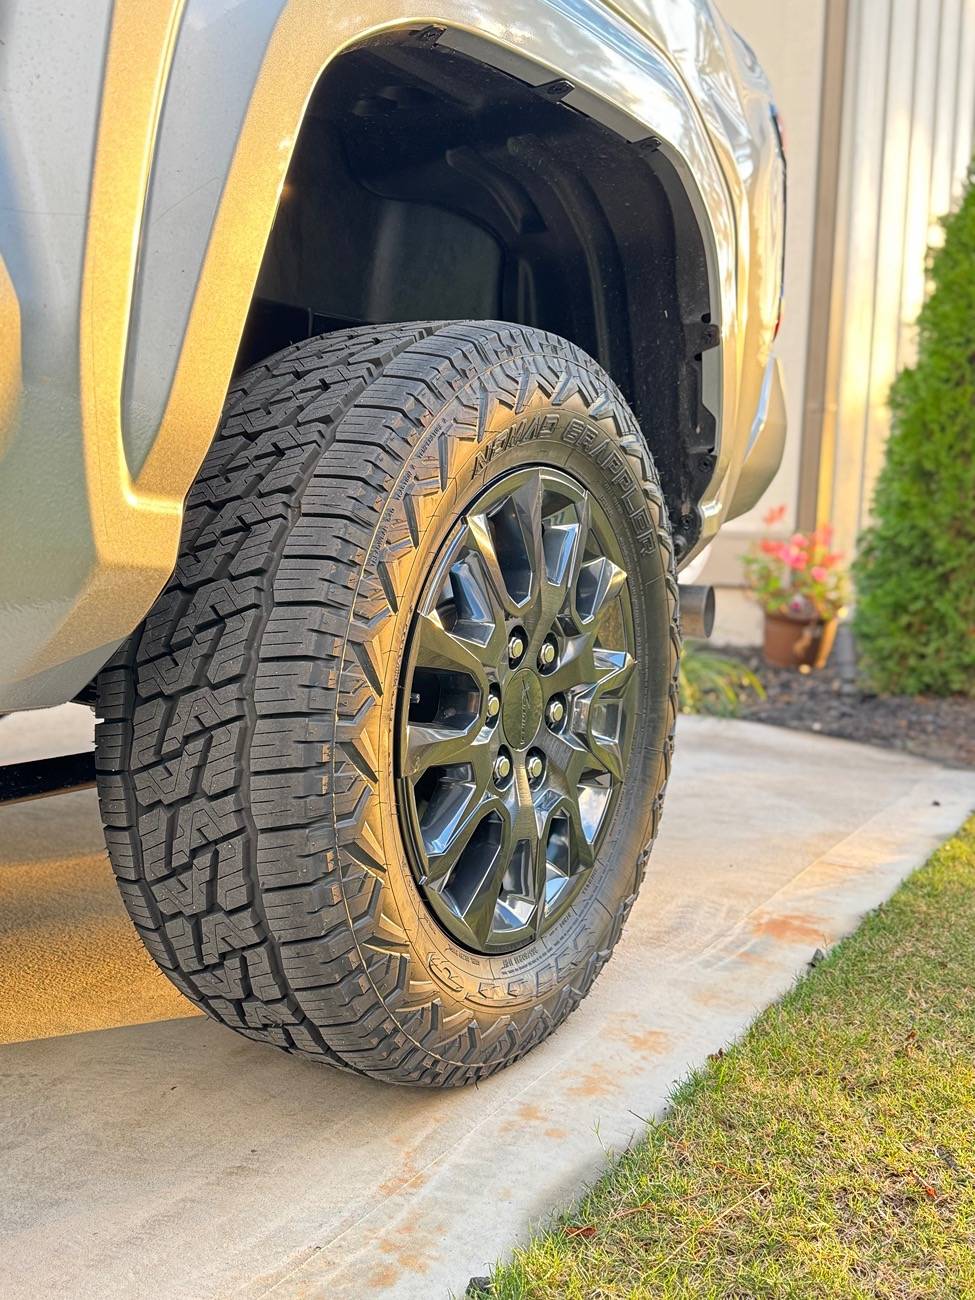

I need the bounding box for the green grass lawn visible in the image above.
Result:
[486,817,975,1299]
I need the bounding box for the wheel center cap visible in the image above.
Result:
[502,668,543,750]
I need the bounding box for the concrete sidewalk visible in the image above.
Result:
[1,709,972,1299]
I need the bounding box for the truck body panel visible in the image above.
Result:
[0,0,785,709]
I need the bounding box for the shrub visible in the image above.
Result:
[854,167,975,696]
[679,644,764,717]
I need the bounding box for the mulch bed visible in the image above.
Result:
[729,648,975,770]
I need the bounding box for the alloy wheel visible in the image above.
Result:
[396,466,638,954]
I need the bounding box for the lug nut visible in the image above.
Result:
[546,697,566,727]
[493,752,512,783]
[526,753,545,782]
[508,633,525,663]
[539,640,557,668]
[486,693,501,719]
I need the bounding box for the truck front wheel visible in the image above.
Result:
[95,321,679,1086]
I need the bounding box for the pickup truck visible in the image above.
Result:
[0,0,785,1086]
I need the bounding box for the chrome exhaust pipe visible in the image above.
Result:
[678,584,715,640]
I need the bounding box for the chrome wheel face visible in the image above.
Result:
[396,466,638,955]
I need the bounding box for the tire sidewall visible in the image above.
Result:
[347,358,675,1024]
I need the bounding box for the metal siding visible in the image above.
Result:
[951,1,975,191]
[828,0,890,557]
[821,0,974,558]
[696,0,975,643]
[858,0,918,532]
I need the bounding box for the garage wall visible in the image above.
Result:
[703,0,975,644]
[811,0,975,562]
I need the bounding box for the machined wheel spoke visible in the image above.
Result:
[558,726,605,788]
[566,653,635,781]
[543,633,597,694]
[413,609,489,686]
[455,830,515,949]
[592,648,636,696]
[493,831,546,936]
[510,765,544,844]
[509,472,546,577]
[542,516,584,600]
[585,731,625,782]
[404,720,481,778]
[448,556,508,665]
[529,831,550,934]
[422,789,498,886]
[537,513,584,630]
[575,555,628,630]
[546,629,620,688]
[564,492,592,592]
[466,512,523,616]
[562,792,597,871]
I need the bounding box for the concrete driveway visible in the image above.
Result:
[1,706,972,1299]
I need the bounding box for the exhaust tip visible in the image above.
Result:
[678,584,715,640]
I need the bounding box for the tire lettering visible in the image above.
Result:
[472,413,660,556]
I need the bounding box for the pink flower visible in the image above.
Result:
[785,547,807,571]
[810,565,828,582]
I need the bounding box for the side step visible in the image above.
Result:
[0,752,96,806]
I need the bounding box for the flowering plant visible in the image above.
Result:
[743,505,849,621]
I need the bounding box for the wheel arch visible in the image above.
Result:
[237,27,722,555]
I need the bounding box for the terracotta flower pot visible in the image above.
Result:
[763,610,838,670]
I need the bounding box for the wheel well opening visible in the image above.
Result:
[238,30,715,549]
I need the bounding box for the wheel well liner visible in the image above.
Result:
[239,29,717,550]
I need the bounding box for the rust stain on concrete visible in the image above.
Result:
[499,1101,544,1135]
[366,1262,400,1289]
[377,1165,428,1199]
[514,1102,547,1124]
[750,911,827,945]
[567,1062,623,1099]
[604,1016,673,1056]
[369,1218,444,1284]
[618,1027,673,1055]
[376,1143,432,1199]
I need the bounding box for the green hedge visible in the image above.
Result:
[854,166,975,697]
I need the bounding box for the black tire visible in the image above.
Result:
[95,321,680,1087]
